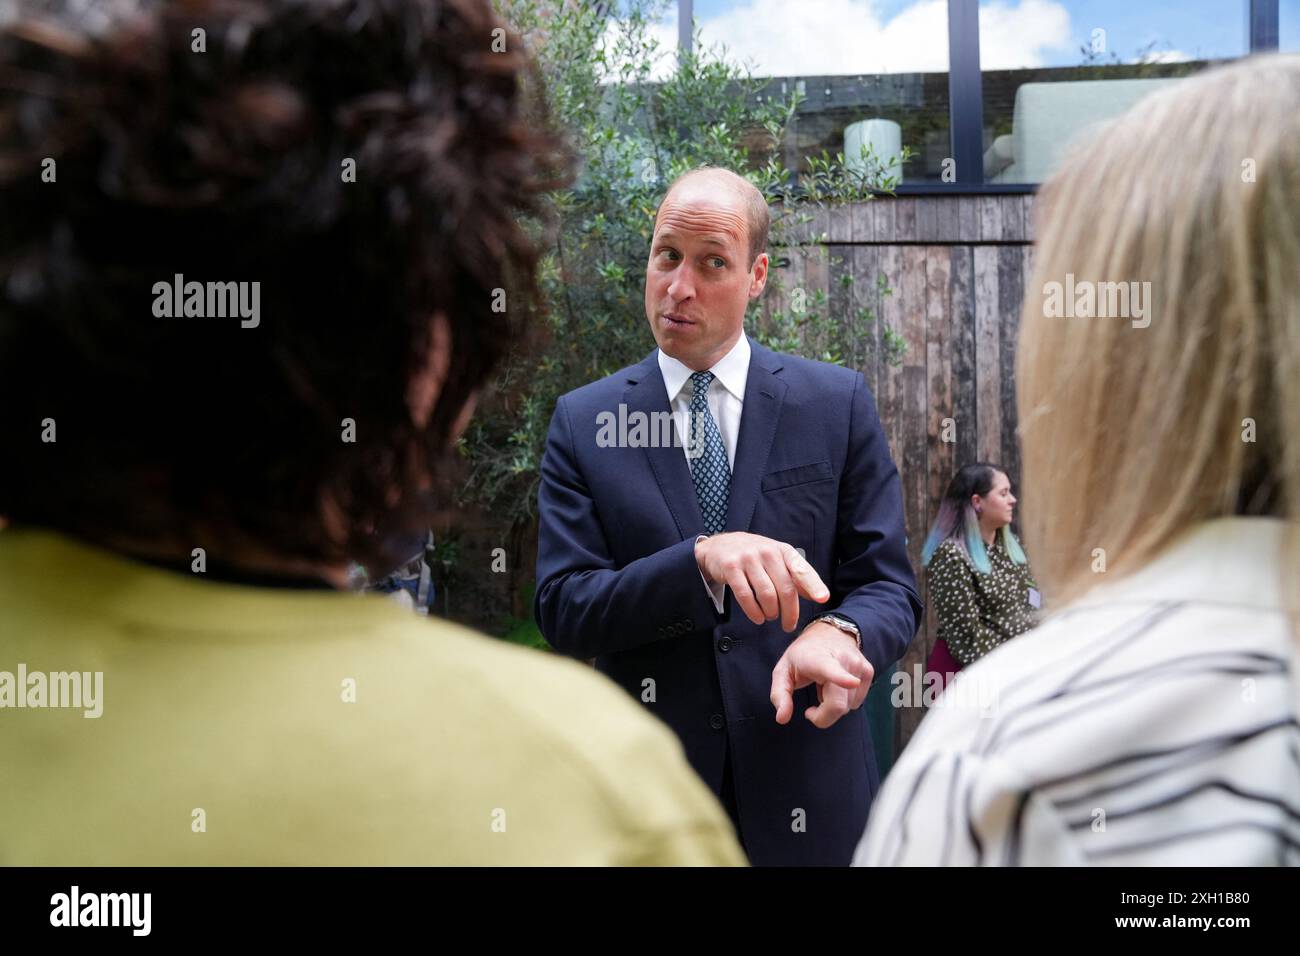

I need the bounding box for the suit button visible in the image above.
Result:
[709,713,725,730]
[718,636,733,652]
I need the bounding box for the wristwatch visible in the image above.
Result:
[814,613,862,650]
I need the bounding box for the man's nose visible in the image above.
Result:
[666,264,695,302]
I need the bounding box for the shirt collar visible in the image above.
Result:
[657,333,751,404]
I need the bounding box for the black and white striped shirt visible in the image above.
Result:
[854,517,1300,866]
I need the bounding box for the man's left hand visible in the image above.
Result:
[769,621,874,729]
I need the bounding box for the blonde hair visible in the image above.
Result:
[1016,53,1300,611]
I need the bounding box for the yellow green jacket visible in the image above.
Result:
[0,530,745,866]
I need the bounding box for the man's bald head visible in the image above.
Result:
[656,167,770,267]
[644,164,770,370]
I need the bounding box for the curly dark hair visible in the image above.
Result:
[0,0,570,573]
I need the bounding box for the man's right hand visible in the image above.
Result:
[695,532,830,632]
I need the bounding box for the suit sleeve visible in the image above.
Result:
[534,395,722,659]
[824,372,923,675]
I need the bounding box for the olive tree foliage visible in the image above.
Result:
[461,0,908,529]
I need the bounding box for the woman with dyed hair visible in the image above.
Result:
[922,463,1039,677]
[857,52,1300,866]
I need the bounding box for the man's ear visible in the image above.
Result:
[749,252,769,299]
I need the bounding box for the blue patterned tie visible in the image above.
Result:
[687,370,731,534]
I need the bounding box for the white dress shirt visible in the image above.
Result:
[658,334,750,613]
[657,332,749,471]
[853,516,1300,866]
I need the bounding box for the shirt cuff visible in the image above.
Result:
[695,534,726,614]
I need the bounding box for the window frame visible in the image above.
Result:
[673,0,1281,194]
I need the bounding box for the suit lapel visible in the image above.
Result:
[626,338,788,539]
[624,353,705,540]
[725,338,786,533]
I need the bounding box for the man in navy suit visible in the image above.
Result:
[535,167,922,866]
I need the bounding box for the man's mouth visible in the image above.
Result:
[662,312,694,328]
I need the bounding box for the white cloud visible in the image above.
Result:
[622,0,1075,80]
[600,6,679,82]
[1134,48,1192,64]
[977,0,1074,69]
[690,0,949,77]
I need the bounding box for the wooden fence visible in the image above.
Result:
[449,192,1039,761]
[768,193,1038,755]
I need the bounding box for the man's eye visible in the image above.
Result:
[707,257,725,268]
[659,249,679,261]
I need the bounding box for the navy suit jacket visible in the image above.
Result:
[535,336,922,866]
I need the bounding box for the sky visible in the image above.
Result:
[635,0,1300,78]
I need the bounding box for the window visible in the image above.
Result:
[1283,0,1300,50]
[685,0,954,184]
[978,0,1249,185]
[672,0,1281,191]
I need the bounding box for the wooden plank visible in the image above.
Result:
[973,245,1002,463]
[978,195,1002,243]
[950,245,978,471]
[804,242,830,357]
[875,197,897,244]
[809,204,830,245]
[999,195,1025,242]
[894,243,930,753]
[920,245,954,695]
[903,361,927,571]
[851,200,876,244]
[925,246,953,533]
[1023,193,1036,242]
[958,196,980,244]
[934,197,960,244]
[781,203,813,245]
[854,244,882,398]
[915,197,938,243]
[826,204,853,243]
[901,245,928,567]
[785,247,808,349]
[1015,243,1035,521]
[827,243,853,365]
[878,244,906,469]
[895,359,930,753]
[774,243,804,343]
[893,196,917,243]
[900,244,930,740]
[997,246,1024,484]
[901,245,928,368]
